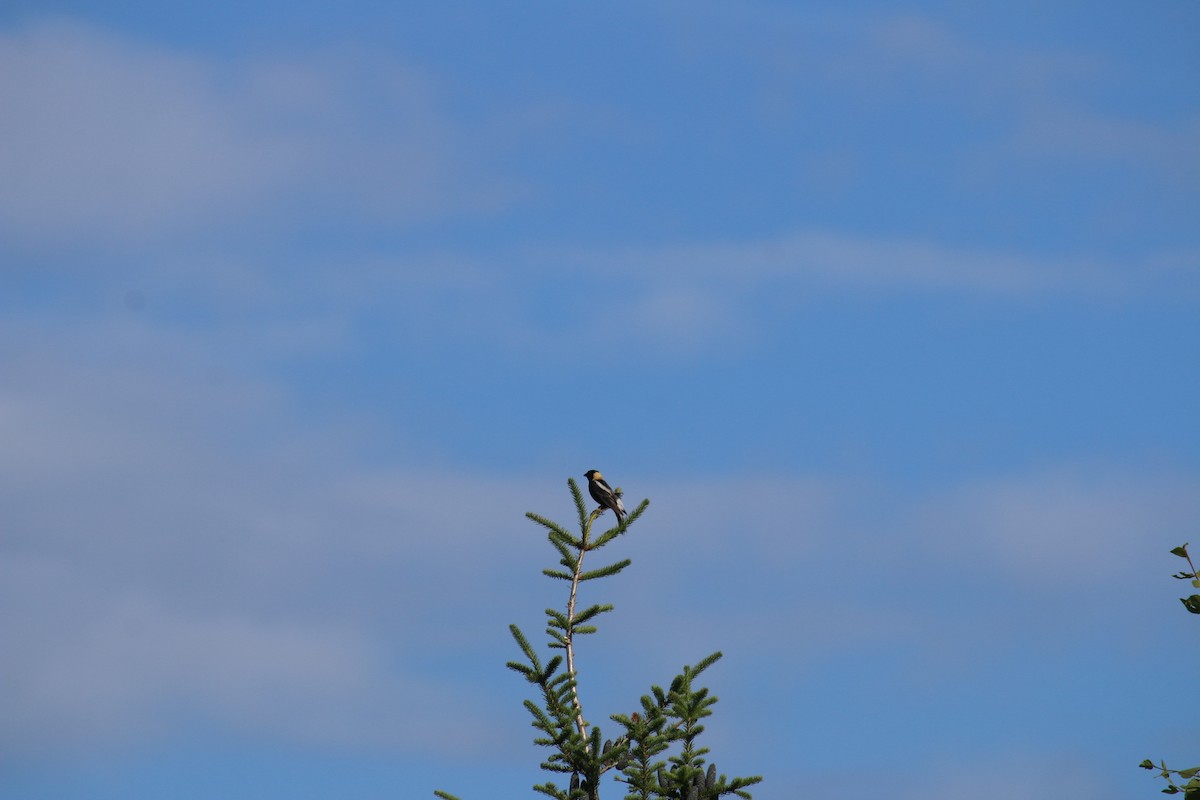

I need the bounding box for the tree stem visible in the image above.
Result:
[565,512,597,749]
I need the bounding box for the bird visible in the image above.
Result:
[584,469,626,522]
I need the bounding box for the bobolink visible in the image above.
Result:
[584,469,626,521]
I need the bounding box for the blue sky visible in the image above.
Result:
[1,2,1198,799]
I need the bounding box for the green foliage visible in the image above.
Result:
[1168,543,1200,615]
[437,478,762,799]
[1139,760,1200,799]
[1141,544,1199,798]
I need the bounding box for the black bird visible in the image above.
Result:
[584,469,626,522]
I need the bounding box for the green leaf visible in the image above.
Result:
[1179,767,1200,779]
[1143,760,1158,770]
[1170,544,1190,558]
[1181,595,1200,614]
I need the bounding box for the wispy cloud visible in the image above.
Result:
[566,232,1126,294]
[0,323,544,759]
[0,19,497,250]
[13,224,1190,368]
[1007,106,1200,182]
[510,232,1196,354]
[913,465,1200,586]
[860,14,1102,99]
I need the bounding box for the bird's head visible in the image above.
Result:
[584,469,601,480]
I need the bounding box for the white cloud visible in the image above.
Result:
[0,19,485,250]
[110,229,1195,365]
[0,320,517,757]
[20,223,1168,368]
[1009,106,1200,183]
[0,348,593,748]
[859,14,1200,186]
[0,20,279,245]
[614,285,745,354]
[0,548,520,760]
[531,228,1193,323]
[1,560,380,750]
[861,14,1100,99]
[740,7,1192,198]
[913,465,1200,586]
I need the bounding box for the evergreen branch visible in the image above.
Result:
[524,699,558,737]
[549,531,581,563]
[725,775,765,797]
[506,660,535,680]
[589,526,627,549]
[578,560,632,581]
[433,791,462,800]
[527,511,576,541]
[691,651,723,677]
[543,569,574,580]
[533,782,569,799]
[509,624,542,673]
[627,498,649,520]
[571,603,614,626]
[569,478,589,530]
[590,498,650,546]
[589,725,603,758]
[547,670,575,693]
